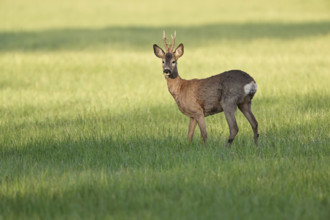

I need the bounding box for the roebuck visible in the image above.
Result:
[153,31,259,146]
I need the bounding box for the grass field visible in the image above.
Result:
[0,0,330,219]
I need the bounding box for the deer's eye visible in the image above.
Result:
[172,60,176,64]
[162,60,165,64]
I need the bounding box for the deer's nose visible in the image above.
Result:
[163,69,171,74]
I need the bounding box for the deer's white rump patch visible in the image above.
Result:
[244,81,258,95]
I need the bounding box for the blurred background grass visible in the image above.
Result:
[0,0,329,219]
[1,0,330,30]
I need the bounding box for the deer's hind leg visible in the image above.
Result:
[238,101,259,145]
[223,104,239,147]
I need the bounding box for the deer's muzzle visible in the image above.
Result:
[163,69,171,75]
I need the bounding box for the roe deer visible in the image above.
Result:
[153,31,259,146]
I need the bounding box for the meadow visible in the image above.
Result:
[0,0,329,219]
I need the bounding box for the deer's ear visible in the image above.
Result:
[174,43,184,59]
[153,44,165,58]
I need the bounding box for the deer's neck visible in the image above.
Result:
[166,74,184,99]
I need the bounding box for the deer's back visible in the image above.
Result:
[196,70,256,116]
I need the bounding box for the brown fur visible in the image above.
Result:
[153,34,259,146]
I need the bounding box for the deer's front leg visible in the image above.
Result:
[188,117,197,142]
[188,118,197,142]
[196,116,207,144]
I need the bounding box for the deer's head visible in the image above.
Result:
[153,31,184,79]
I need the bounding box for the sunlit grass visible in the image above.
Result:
[0,0,330,219]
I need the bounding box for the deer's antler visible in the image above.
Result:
[163,31,169,52]
[169,31,176,52]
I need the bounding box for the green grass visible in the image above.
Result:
[0,0,330,219]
